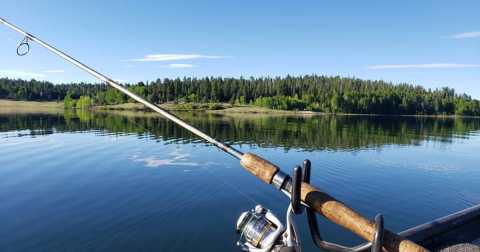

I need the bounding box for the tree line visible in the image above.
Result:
[1,75,479,115]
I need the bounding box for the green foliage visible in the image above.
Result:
[199,103,209,109]
[63,92,74,108]
[76,96,92,108]
[176,104,197,110]
[239,96,246,105]
[190,93,198,102]
[208,103,222,110]
[1,76,480,115]
[14,86,28,100]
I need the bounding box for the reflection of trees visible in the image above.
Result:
[1,110,479,151]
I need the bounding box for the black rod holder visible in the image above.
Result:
[371,214,384,252]
[298,159,385,252]
[291,165,302,214]
[303,159,311,184]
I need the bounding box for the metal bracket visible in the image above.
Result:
[272,170,289,190]
[291,159,385,252]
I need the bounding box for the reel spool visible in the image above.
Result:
[236,205,299,252]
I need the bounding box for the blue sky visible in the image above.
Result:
[1,0,479,98]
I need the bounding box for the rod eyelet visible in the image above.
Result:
[17,36,30,56]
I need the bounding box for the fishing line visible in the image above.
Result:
[0,31,15,44]
[204,167,260,205]
[60,75,157,138]
[122,116,156,137]
[2,16,243,159]
[1,21,156,144]
[64,77,252,203]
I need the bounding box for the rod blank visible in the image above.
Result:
[0,17,244,160]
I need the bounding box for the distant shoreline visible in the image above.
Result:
[0,99,64,108]
[101,102,298,114]
[1,99,479,118]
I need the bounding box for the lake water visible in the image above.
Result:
[1,108,479,252]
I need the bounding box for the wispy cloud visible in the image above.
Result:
[124,65,134,68]
[0,70,46,78]
[43,70,65,73]
[450,31,480,39]
[130,54,232,62]
[157,63,196,68]
[367,64,480,69]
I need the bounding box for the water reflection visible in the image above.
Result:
[1,109,479,252]
[1,109,479,151]
[129,149,199,167]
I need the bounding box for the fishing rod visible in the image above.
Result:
[0,17,428,252]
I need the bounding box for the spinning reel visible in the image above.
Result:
[236,160,386,252]
[236,204,300,252]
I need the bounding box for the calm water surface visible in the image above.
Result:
[1,109,479,252]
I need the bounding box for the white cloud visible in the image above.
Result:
[367,64,480,69]
[124,65,134,68]
[43,70,65,73]
[130,54,232,62]
[451,31,480,39]
[0,70,46,78]
[157,64,196,68]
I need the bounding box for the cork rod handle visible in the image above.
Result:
[240,152,429,252]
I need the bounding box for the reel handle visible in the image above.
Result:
[240,152,429,252]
